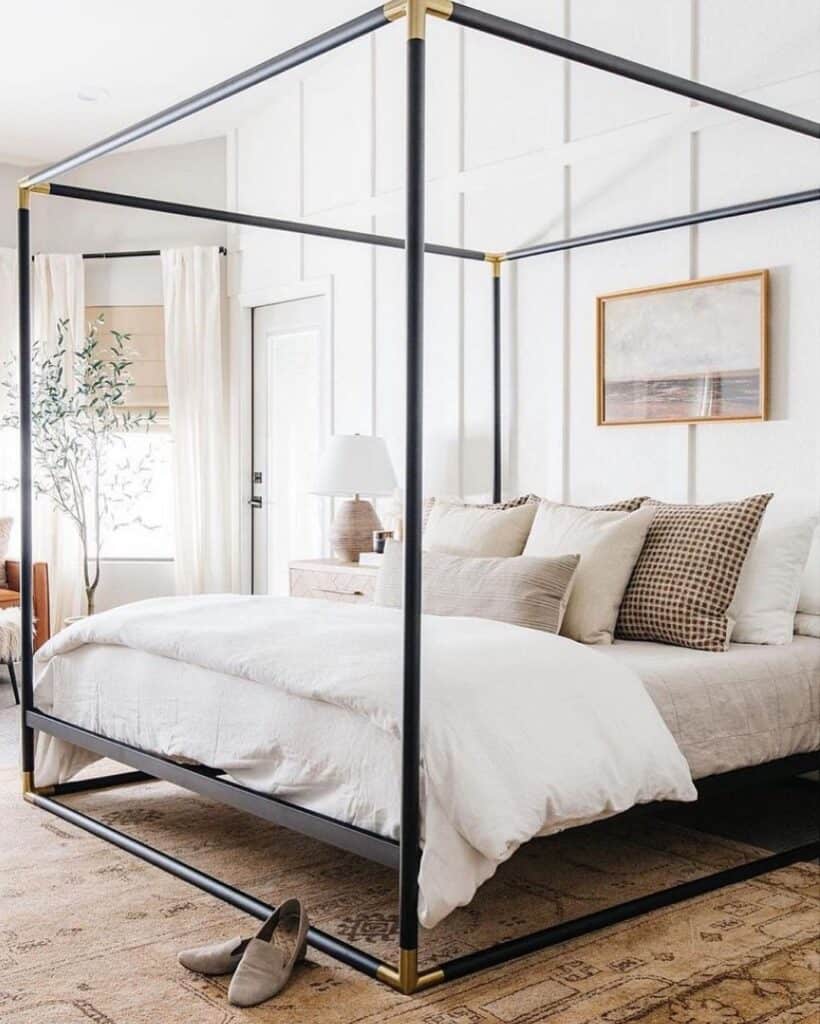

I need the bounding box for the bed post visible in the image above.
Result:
[487,254,503,502]
[377,0,430,997]
[17,184,39,797]
[398,0,426,992]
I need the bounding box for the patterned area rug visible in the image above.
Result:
[0,766,818,1023]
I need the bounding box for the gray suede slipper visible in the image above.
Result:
[178,935,248,976]
[228,898,309,1007]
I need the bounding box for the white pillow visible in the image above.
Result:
[522,501,655,644]
[730,514,819,645]
[423,500,537,557]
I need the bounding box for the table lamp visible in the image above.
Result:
[313,434,398,562]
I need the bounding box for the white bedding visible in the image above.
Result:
[34,595,695,928]
[600,637,820,778]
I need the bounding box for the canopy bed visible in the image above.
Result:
[16,0,820,996]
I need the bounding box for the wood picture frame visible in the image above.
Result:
[596,269,769,426]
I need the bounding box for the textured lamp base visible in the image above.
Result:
[331,499,382,563]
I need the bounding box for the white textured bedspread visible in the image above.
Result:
[34,595,695,927]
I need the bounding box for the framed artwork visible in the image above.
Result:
[596,269,769,426]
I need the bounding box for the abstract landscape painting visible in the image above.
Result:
[597,270,768,425]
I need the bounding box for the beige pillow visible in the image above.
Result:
[616,493,773,652]
[523,502,655,644]
[374,541,579,634]
[422,494,539,531]
[423,500,537,557]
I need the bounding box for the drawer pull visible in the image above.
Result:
[315,588,365,597]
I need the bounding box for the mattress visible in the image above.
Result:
[599,637,820,780]
[34,597,699,928]
[36,631,820,802]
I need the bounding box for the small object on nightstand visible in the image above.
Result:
[312,435,397,563]
[372,529,393,554]
[289,559,379,604]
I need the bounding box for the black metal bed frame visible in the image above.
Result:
[16,0,820,995]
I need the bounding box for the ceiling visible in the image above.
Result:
[0,0,373,168]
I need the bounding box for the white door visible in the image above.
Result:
[252,297,330,595]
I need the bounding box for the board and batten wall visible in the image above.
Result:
[243,4,815,515]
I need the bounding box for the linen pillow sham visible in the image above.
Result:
[423,499,538,557]
[523,502,655,644]
[420,494,642,531]
[729,514,819,645]
[421,493,538,531]
[374,540,579,634]
[616,493,773,652]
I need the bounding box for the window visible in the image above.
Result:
[86,305,174,560]
[87,305,169,419]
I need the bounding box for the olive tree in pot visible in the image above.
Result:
[1,315,157,617]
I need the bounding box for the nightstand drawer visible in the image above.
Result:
[289,563,377,604]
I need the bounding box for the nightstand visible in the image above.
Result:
[289,559,379,605]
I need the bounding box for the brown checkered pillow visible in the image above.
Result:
[422,494,539,531]
[616,493,773,652]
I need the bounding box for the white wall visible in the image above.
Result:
[2,137,228,612]
[230,1,820,517]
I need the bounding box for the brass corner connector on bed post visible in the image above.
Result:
[22,771,37,803]
[485,252,505,277]
[383,0,453,37]
[17,182,51,209]
[376,949,444,995]
[22,771,54,802]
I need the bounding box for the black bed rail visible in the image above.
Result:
[27,711,399,869]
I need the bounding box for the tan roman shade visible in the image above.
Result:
[86,305,167,420]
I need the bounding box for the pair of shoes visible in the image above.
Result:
[178,898,309,1007]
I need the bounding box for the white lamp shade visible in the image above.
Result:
[312,434,398,497]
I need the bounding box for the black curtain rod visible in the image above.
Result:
[31,246,228,262]
[83,246,228,260]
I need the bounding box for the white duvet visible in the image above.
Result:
[34,595,696,927]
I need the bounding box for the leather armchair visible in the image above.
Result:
[1,561,51,651]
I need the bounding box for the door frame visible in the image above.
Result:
[236,276,334,594]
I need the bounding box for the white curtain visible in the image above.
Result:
[32,255,86,627]
[0,249,20,550]
[161,246,232,594]
[0,251,86,626]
